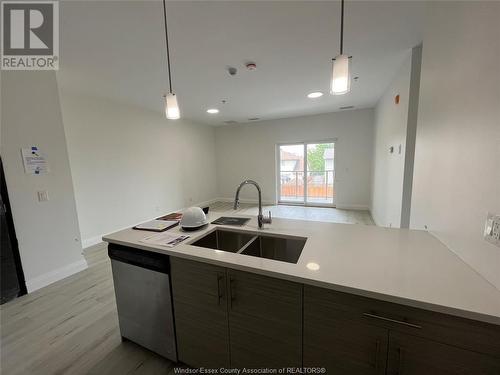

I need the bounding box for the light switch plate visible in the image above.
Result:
[37,190,49,202]
[484,213,500,247]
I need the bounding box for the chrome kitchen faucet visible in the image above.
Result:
[233,180,272,229]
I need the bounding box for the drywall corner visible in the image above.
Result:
[1,71,87,290]
[400,44,422,228]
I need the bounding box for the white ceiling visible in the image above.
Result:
[58,1,426,126]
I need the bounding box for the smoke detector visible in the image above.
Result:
[245,62,257,71]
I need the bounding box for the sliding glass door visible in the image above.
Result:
[278,142,335,206]
[278,144,305,204]
[305,142,335,205]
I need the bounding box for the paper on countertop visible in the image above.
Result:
[134,219,178,231]
[140,232,190,248]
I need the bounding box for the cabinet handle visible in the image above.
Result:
[363,312,422,329]
[397,347,405,375]
[374,339,381,371]
[216,274,224,305]
[229,277,236,309]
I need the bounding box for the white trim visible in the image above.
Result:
[369,209,383,227]
[336,204,370,211]
[25,259,88,293]
[216,197,276,206]
[81,198,220,249]
[195,198,220,209]
[278,201,338,209]
[82,235,105,249]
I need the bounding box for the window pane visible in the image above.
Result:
[306,143,335,204]
[279,144,304,202]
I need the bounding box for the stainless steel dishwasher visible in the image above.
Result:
[108,244,177,361]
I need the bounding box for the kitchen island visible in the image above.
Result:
[104,212,500,372]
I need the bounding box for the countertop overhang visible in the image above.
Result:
[103,212,500,326]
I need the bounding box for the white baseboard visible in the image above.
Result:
[82,236,104,249]
[195,198,219,208]
[335,204,370,211]
[26,259,88,293]
[369,210,382,227]
[218,198,367,211]
[216,197,276,206]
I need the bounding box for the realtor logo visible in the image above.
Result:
[1,1,59,70]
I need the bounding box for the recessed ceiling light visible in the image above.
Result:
[207,108,219,114]
[307,92,323,99]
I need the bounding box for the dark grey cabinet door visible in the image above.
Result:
[303,286,388,374]
[170,257,230,368]
[386,331,500,375]
[227,269,303,368]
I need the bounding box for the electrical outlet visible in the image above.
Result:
[484,213,500,247]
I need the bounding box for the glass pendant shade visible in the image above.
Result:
[330,54,351,95]
[165,93,180,120]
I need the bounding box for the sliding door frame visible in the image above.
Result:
[276,142,306,205]
[276,139,337,208]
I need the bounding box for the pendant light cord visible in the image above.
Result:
[162,0,173,94]
[340,0,344,55]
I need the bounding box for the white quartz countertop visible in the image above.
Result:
[103,212,500,325]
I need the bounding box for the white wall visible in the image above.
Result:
[215,109,374,209]
[370,46,421,228]
[371,54,412,227]
[58,90,217,248]
[410,2,500,289]
[1,72,87,292]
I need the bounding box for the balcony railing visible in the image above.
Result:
[280,170,335,202]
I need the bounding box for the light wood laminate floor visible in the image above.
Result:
[0,244,180,375]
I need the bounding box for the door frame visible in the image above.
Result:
[276,139,337,208]
[0,157,27,297]
[276,142,306,205]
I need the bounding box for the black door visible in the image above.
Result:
[1,158,26,304]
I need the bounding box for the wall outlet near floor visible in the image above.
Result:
[484,213,500,247]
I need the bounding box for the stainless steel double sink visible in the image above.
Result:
[190,228,307,264]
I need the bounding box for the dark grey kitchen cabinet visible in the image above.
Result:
[170,258,302,368]
[304,285,500,375]
[171,258,500,371]
[227,269,303,368]
[170,257,230,368]
[386,331,500,375]
[303,286,388,374]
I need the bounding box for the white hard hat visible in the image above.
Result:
[180,207,208,231]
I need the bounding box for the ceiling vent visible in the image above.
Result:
[340,106,354,110]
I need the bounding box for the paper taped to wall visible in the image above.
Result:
[21,147,50,175]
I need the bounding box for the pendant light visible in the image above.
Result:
[330,0,351,95]
[162,0,180,119]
